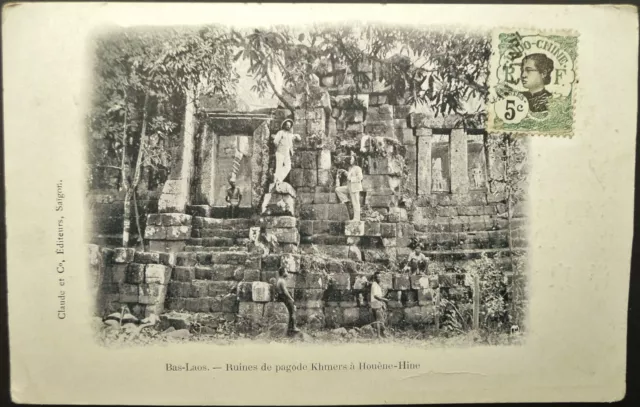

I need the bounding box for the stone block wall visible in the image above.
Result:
[92,202,511,331]
[94,243,478,330]
[96,247,174,319]
[187,217,253,249]
[144,213,192,252]
[262,98,527,277]
[88,190,160,247]
[90,66,527,332]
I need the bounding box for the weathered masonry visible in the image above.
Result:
[90,66,527,330]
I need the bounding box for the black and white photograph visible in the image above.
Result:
[87,22,529,346]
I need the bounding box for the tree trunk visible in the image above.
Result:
[123,92,150,248]
[133,189,145,251]
[122,191,133,247]
[119,89,128,191]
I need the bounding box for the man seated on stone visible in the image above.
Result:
[225,174,242,219]
[335,153,364,221]
[370,271,389,339]
[406,247,429,274]
[276,266,299,336]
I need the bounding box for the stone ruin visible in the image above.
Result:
[89,65,528,334]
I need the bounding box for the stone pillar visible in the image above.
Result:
[416,128,433,195]
[252,121,271,209]
[449,128,469,194]
[260,181,299,264]
[317,149,332,187]
[144,213,193,253]
[158,88,197,213]
[195,123,217,206]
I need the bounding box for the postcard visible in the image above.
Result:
[4,2,637,404]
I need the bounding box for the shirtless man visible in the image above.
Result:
[276,266,299,336]
[370,272,389,338]
[224,175,242,219]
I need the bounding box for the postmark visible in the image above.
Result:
[488,30,578,136]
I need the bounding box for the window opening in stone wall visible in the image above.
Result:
[467,134,487,191]
[431,132,451,193]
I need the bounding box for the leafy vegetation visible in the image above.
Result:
[88,26,238,247]
[234,24,490,120]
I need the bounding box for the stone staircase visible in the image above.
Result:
[164,217,260,317]
[185,217,253,250]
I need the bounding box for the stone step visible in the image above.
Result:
[191,228,250,239]
[183,245,249,252]
[412,230,511,251]
[413,217,526,233]
[300,234,350,246]
[192,217,254,230]
[410,248,519,262]
[186,237,251,248]
[186,205,254,219]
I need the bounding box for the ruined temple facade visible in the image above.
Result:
[91,66,527,330]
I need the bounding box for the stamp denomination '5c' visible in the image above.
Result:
[488,30,578,136]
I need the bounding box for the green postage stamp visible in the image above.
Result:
[488,30,578,136]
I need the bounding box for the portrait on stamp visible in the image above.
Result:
[489,32,578,135]
[521,53,554,113]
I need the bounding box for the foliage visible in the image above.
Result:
[438,298,473,334]
[485,133,528,326]
[88,25,239,190]
[472,253,510,331]
[486,133,528,205]
[88,25,238,246]
[306,129,336,151]
[235,24,491,123]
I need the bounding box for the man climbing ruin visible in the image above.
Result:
[276,266,300,336]
[273,119,301,184]
[335,153,364,221]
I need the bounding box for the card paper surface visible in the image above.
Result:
[3,3,637,404]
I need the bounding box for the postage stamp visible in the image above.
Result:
[488,30,578,136]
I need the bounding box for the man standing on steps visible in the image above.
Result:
[370,271,389,338]
[273,119,301,184]
[224,174,242,219]
[276,266,300,336]
[335,153,364,221]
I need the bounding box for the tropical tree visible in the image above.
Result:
[89,25,238,248]
[235,24,491,124]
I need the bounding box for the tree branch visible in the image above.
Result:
[265,69,295,116]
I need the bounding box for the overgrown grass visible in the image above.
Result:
[94,317,524,348]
